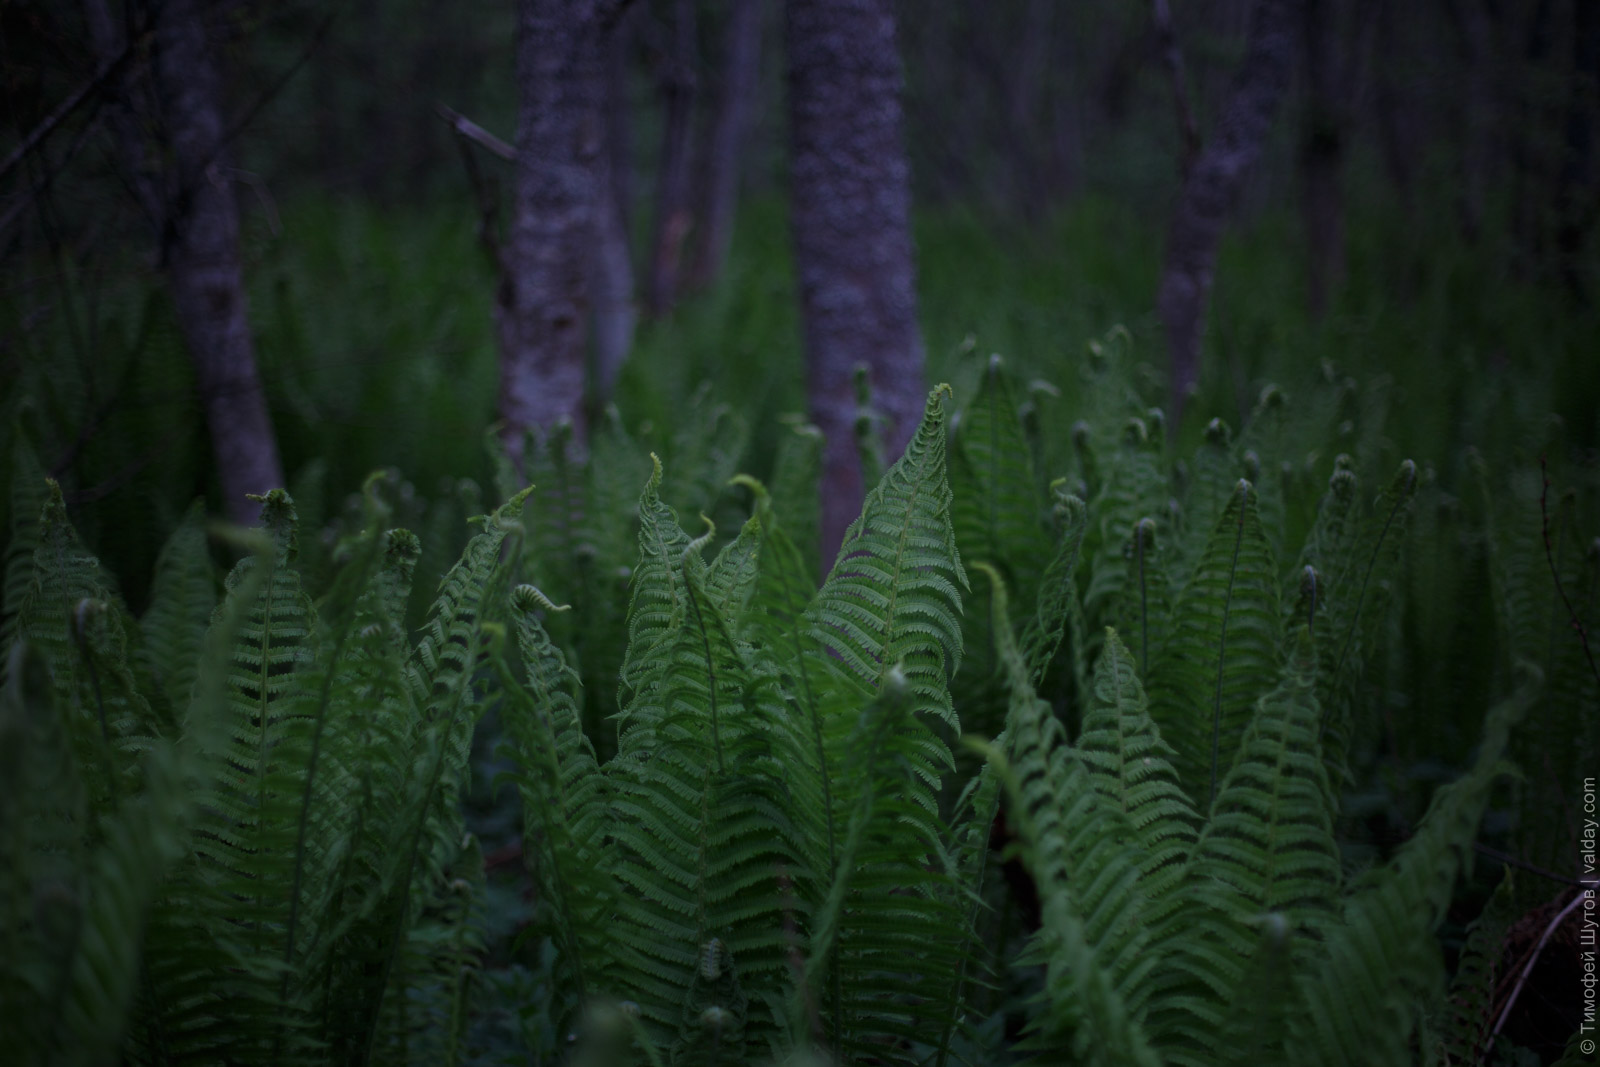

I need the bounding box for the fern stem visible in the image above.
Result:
[282,624,354,978]
[1137,518,1151,676]
[683,575,725,773]
[1209,486,1248,811]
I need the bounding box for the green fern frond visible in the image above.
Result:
[1,426,48,652]
[950,355,1055,729]
[807,385,967,725]
[1077,628,1198,928]
[1430,866,1518,1065]
[496,589,614,1030]
[1148,479,1283,807]
[768,419,824,583]
[1313,458,1417,780]
[15,481,161,806]
[1,641,195,1067]
[1287,675,1537,1067]
[139,502,218,717]
[980,572,1162,1066]
[1150,633,1338,1061]
[852,365,886,493]
[804,667,973,1067]
[619,454,693,720]
[706,511,763,618]
[1019,485,1089,687]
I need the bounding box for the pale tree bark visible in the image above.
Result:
[592,8,637,399]
[645,0,698,316]
[502,0,630,461]
[147,0,284,524]
[1157,0,1299,428]
[689,0,764,289]
[787,0,924,566]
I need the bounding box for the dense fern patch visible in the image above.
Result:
[2,346,1595,1065]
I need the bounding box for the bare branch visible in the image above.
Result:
[0,33,146,185]
[436,103,515,162]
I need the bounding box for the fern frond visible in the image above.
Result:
[980,573,1162,1066]
[1316,459,1418,779]
[619,454,693,720]
[1150,633,1338,1061]
[496,590,613,1031]
[1,426,48,652]
[804,668,973,1067]
[1147,479,1283,807]
[1430,866,1518,1065]
[807,385,967,725]
[1077,628,1198,929]
[768,419,824,583]
[16,481,161,807]
[1288,676,1537,1067]
[138,502,218,716]
[1019,485,1089,687]
[950,355,1055,730]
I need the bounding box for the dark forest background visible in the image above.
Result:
[1,0,1597,599]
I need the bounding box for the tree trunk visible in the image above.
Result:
[591,138,636,401]
[590,5,637,401]
[149,0,284,524]
[1157,0,1299,428]
[787,0,925,567]
[502,0,620,461]
[689,0,763,289]
[646,0,698,316]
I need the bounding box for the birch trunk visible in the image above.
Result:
[149,0,284,523]
[502,0,618,459]
[787,0,924,566]
[1157,0,1299,428]
[689,0,763,289]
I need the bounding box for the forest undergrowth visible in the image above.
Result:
[1,198,1597,1065]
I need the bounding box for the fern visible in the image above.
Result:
[807,384,967,725]
[1147,479,1283,806]
[1287,677,1537,1067]
[138,502,218,716]
[950,355,1056,732]
[974,576,1162,1067]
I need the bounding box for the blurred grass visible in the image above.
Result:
[2,188,1596,612]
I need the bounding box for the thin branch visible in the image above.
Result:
[1540,456,1600,689]
[1151,0,1201,175]
[0,34,145,185]
[1472,842,1583,888]
[0,107,106,240]
[436,103,514,162]
[1489,890,1585,1046]
[209,11,337,174]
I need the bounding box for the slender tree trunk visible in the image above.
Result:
[591,6,636,400]
[787,0,924,566]
[646,0,698,315]
[149,0,284,523]
[689,0,763,289]
[502,0,621,460]
[591,137,636,400]
[1157,0,1299,428]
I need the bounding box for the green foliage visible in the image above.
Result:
[4,320,1596,1064]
